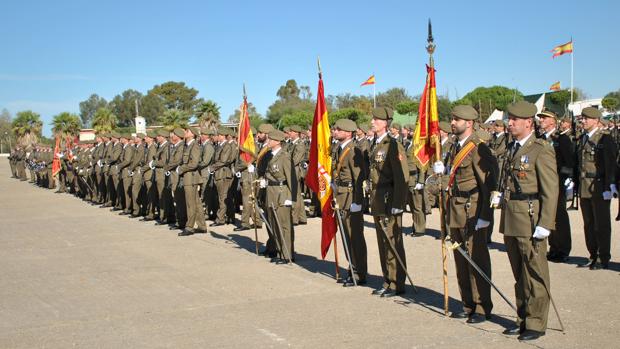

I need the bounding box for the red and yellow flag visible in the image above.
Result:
[237,96,256,164]
[551,40,573,58]
[306,74,337,259]
[412,64,440,169]
[52,136,61,177]
[360,75,375,86]
[549,81,561,91]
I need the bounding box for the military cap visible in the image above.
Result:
[439,121,451,133]
[357,123,370,133]
[146,130,157,138]
[121,133,132,140]
[135,133,146,140]
[451,105,479,120]
[537,109,558,119]
[372,107,394,120]
[187,126,200,137]
[506,101,537,119]
[258,124,274,134]
[494,119,507,126]
[269,129,286,141]
[600,118,609,126]
[202,128,216,136]
[157,129,170,137]
[283,126,291,133]
[334,119,357,132]
[581,107,602,119]
[110,131,121,139]
[404,123,415,131]
[289,125,304,133]
[173,128,185,138]
[391,122,402,130]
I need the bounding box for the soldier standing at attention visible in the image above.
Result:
[178,127,207,236]
[141,130,158,221]
[332,119,368,287]
[537,110,574,263]
[368,107,409,298]
[500,101,558,341]
[210,128,235,226]
[442,105,497,323]
[129,134,145,217]
[198,128,216,220]
[117,134,135,214]
[167,128,187,230]
[154,129,173,225]
[288,125,308,225]
[574,107,618,269]
[404,124,428,236]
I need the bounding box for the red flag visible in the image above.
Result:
[412,65,440,169]
[237,96,256,164]
[306,75,337,259]
[52,137,61,177]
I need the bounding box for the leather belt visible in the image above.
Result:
[335,180,352,187]
[451,188,478,198]
[268,180,287,186]
[509,192,539,201]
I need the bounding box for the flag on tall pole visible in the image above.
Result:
[411,65,440,169]
[306,58,337,259]
[237,84,256,164]
[52,136,61,177]
[551,40,573,58]
[361,74,377,107]
[360,75,375,86]
[549,81,561,91]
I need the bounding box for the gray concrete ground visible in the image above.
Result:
[0,160,619,348]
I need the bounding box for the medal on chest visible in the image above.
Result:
[374,150,386,163]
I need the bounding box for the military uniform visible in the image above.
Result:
[500,101,558,338]
[142,132,159,220]
[369,107,409,295]
[198,131,216,220]
[289,125,308,225]
[332,119,368,284]
[211,129,235,225]
[106,136,122,207]
[154,131,173,223]
[446,105,498,320]
[178,128,207,234]
[117,137,135,212]
[167,131,187,228]
[405,142,428,235]
[130,136,146,216]
[575,107,618,269]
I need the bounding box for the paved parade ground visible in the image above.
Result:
[0,160,619,349]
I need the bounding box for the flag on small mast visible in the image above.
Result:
[411,65,440,169]
[237,89,256,164]
[551,40,573,58]
[360,75,375,86]
[306,66,337,259]
[550,81,561,91]
[52,136,61,177]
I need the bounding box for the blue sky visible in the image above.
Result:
[1,0,618,136]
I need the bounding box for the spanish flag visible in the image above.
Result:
[306,73,337,259]
[237,96,256,164]
[549,81,561,91]
[52,136,61,177]
[551,41,573,58]
[412,65,440,169]
[360,75,375,86]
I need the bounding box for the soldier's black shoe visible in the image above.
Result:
[466,313,487,324]
[210,222,224,227]
[178,229,194,237]
[518,330,544,341]
[600,262,609,269]
[577,259,595,268]
[380,289,404,298]
[590,262,602,270]
[372,287,388,296]
[502,326,522,335]
[233,226,250,231]
[119,212,130,216]
[342,277,356,287]
[154,221,167,226]
[450,311,469,319]
[140,217,154,222]
[298,221,307,225]
[129,214,140,218]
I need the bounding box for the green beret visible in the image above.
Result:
[391,122,402,130]
[451,105,479,120]
[269,129,286,141]
[157,129,170,137]
[203,128,216,136]
[403,124,415,131]
[173,128,185,138]
[135,133,146,140]
[357,123,370,133]
[146,130,157,138]
[439,121,451,133]
[289,125,304,133]
[258,124,274,134]
[119,133,130,140]
[507,101,537,119]
[187,126,200,137]
[372,107,394,120]
[334,119,357,132]
[537,110,558,119]
[581,107,602,119]
[282,126,291,133]
[493,120,507,127]
[110,131,121,139]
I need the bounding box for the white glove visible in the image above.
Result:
[533,226,551,239]
[78,169,83,174]
[391,208,403,215]
[433,161,445,175]
[564,178,574,190]
[475,219,490,231]
[490,191,502,208]
[129,171,134,177]
[259,178,267,188]
[603,191,612,200]
[283,200,293,207]
[97,159,102,167]
[149,160,155,169]
[165,171,171,176]
[350,203,362,212]
[235,172,241,178]
[414,183,424,190]
[611,184,619,198]
[566,187,574,201]
[248,164,255,173]
[175,167,180,174]
[56,153,64,158]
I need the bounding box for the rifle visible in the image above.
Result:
[568,109,580,210]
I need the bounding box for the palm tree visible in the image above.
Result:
[195,100,221,130]
[160,109,190,130]
[92,107,118,133]
[52,112,82,138]
[11,110,43,148]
